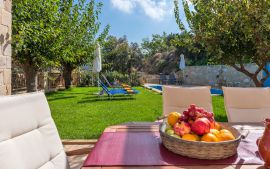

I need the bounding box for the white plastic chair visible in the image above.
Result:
[223,87,270,122]
[162,86,213,115]
[0,92,70,169]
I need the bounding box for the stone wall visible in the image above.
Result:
[142,64,259,87]
[181,64,258,87]
[139,72,160,84]
[0,0,12,95]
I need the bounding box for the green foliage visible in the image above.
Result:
[12,0,109,68]
[142,32,208,74]
[12,0,61,69]
[103,71,141,86]
[102,35,143,74]
[12,0,109,90]
[77,71,95,87]
[55,0,109,67]
[141,32,175,58]
[174,0,270,86]
[171,32,208,66]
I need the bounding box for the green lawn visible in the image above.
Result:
[46,87,227,139]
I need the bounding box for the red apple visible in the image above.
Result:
[174,122,191,136]
[191,117,211,135]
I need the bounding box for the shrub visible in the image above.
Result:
[102,71,141,86]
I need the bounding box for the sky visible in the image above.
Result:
[98,0,188,43]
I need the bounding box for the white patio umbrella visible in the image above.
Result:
[179,54,185,70]
[179,54,185,85]
[92,43,102,73]
[92,43,102,92]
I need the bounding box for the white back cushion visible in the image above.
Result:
[223,87,270,122]
[163,86,213,115]
[0,92,69,169]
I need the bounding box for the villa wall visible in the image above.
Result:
[0,0,12,95]
[182,64,258,87]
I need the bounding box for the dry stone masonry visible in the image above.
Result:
[0,0,11,95]
[182,64,258,87]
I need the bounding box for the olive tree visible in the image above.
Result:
[13,0,109,90]
[54,0,109,89]
[12,0,61,92]
[174,0,270,86]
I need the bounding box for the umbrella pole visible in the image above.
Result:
[97,73,100,94]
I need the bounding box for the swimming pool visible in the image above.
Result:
[145,84,223,95]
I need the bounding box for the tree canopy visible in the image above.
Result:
[174,0,270,86]
[141,32,174,58]
[102,35,143,74]
[55,0,109,88]
[12,0,60,69]
[12,0,109,90]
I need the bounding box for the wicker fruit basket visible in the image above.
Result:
[159,121,242,160]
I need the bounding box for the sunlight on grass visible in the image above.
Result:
[47,87,162,139]
[47,87,227,139]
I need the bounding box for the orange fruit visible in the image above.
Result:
[214,122,222,130]
[219,129,232,134]
[217,132,235,141]
[167,112,180,126]
[201,133,219,142]
[210,129,220,136]
[182,134,200,141]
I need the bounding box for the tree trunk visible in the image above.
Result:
[63,63,73,89]
[231,64,264,87]
[23,63,38,92]
[251,76,263,87]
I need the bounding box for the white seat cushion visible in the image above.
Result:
[0,92,70,169]
[163,86,213,115]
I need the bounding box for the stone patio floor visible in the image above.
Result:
[63,140,97,169]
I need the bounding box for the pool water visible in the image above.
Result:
[210,88,223,95]
[149,85,223,95]
[150,85,162,91]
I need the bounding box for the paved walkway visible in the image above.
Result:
[63,140,96,169]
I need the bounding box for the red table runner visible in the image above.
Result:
[83,131,264,167]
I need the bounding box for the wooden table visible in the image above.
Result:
[82,122,266,169]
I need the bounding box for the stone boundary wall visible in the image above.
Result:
[182,64,258,87]
[139,73,160,84]
[0,0,12,95]
[141,64,258,87]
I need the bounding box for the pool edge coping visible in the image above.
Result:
[143,83,223,96]
[143,83,163,94]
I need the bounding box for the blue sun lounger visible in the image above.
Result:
[99,80,139,97]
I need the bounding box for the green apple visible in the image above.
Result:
[171,134,181,139]
[166,129,174,135]
[165,125,172,132]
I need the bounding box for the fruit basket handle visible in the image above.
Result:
[157,115,168,121]
[240,130,249,139]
